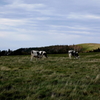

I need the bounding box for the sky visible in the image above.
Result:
[0,0,100,50]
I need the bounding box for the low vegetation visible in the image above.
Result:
[78,43,100,52]
[0,52,100,100]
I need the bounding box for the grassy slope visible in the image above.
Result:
[0,53,100,100]
[77,43,100,52]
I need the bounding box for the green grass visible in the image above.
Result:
[77,43,100,52]
[0,53,100,100]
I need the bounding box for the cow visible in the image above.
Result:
[30,50,47,61]
[68,50,79,59]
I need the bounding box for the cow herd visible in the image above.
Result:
[30,50,79,61]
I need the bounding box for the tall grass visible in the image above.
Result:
[0,53,100,100]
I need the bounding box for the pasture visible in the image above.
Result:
[0,52,100,100]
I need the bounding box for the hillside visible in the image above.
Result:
[77,43,100,52]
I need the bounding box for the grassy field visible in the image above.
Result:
[78,43,100,52]
[0,52,100,100]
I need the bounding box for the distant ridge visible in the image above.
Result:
[0,43,100,56]
[77,43,100,52]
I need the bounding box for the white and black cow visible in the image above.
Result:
[30,50,47,61]
[68,50,79,59]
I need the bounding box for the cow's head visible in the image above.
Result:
[43,52,48,58]
[75,52,80,59]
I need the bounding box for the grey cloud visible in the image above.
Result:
[0,0,100,50]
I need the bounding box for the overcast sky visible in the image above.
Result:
[0,0,100,50]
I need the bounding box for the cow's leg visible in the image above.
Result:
[76,56,79,59]
[30,54,34,61]
[69,53,72,59]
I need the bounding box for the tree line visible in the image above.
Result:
[0,45,100,56]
